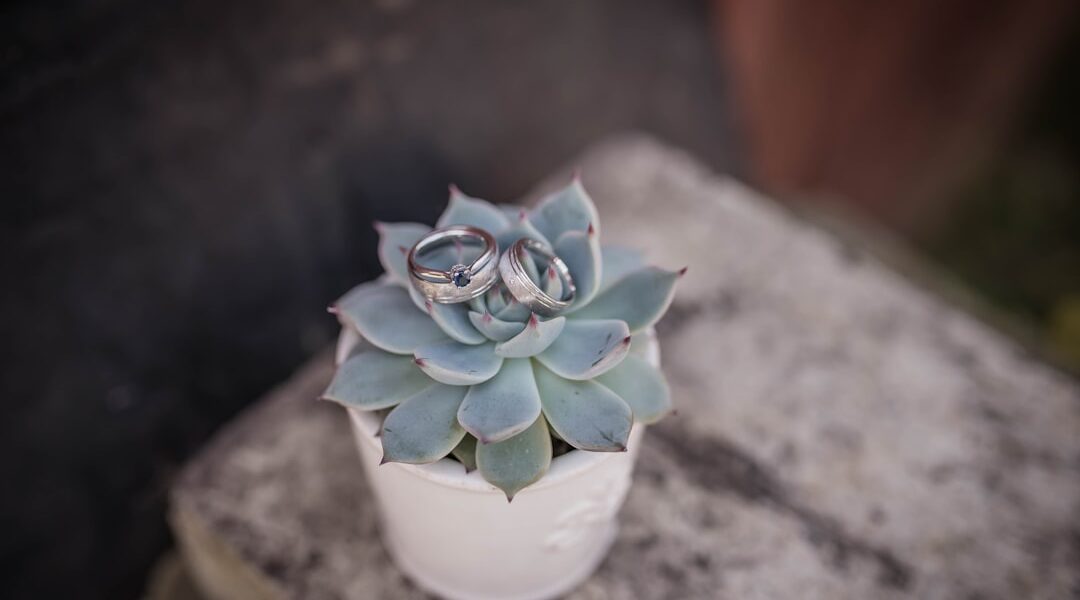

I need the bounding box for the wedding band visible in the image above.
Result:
[408,226,499,303]
[498,238,576,317]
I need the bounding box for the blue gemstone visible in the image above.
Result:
[451,266,472,288]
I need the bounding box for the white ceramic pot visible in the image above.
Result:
[336,328,659,600]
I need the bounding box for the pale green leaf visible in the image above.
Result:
[451,435,478,472]
[375,222,431,285]
[535,318,630,380]
[527,179,599,241]
[321,349,433,410]
[494,315,565,358]
[598,245,646,292]
[458,358,542,443]
[468,311,526,342]
[534,364,633,452]
[476,415,552,501]
[437,187,511,233]
[569,266,680,333]
[413,340,503,385]
[555,228,602,310]
[334,282,450,354]
[495,216,551,252]
[595,353,672,423]
[381,384,468,464]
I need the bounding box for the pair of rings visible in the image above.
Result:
[406,225,576,317]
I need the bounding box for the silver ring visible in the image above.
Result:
[498,238,576,317]
[408,226,499,303]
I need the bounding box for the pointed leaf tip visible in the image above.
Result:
[678,266,688,276]
[437,188,511,232]
[326,305,338,314]
[476,415,552,500]
[570,266,679,333]
[595,353,672,424]
[373,220,384,232]
[495,316,565,358]
[535,365,633,452]
[323,349,432,410]
[469,311,526,343]
[535,319,629,379]
[553,226,602,310]
[413,341,502,385]
[413,357,425,366]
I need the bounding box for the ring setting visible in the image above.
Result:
[449,264,472,288]
[498,238,576,317]
[408,226,499,303]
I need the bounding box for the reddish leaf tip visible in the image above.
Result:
[414,357,426,367]
[482,312,493,323]
[678,266,689,276]
[528,313,539,328]
[547,265,556,279]
[448,183,461,195]
[587,222,595,235]
[398,245,408,255]
[518,209,528,222]
[622,336,632,345]
[326,305,339,314]
[571,168,583,182]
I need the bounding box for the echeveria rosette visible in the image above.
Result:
[324,179,682,500]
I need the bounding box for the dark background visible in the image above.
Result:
[1,1,1076,598]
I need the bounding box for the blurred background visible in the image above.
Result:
[1,0,1077,597]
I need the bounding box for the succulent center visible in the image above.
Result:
[449,264,472,288]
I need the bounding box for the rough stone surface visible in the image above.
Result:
[172,136,1080,600]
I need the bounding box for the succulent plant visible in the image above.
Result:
[324,179,682,500]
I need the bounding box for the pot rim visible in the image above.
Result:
[338,325,660,497]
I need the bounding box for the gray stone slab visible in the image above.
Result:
[171,135,1080,600]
